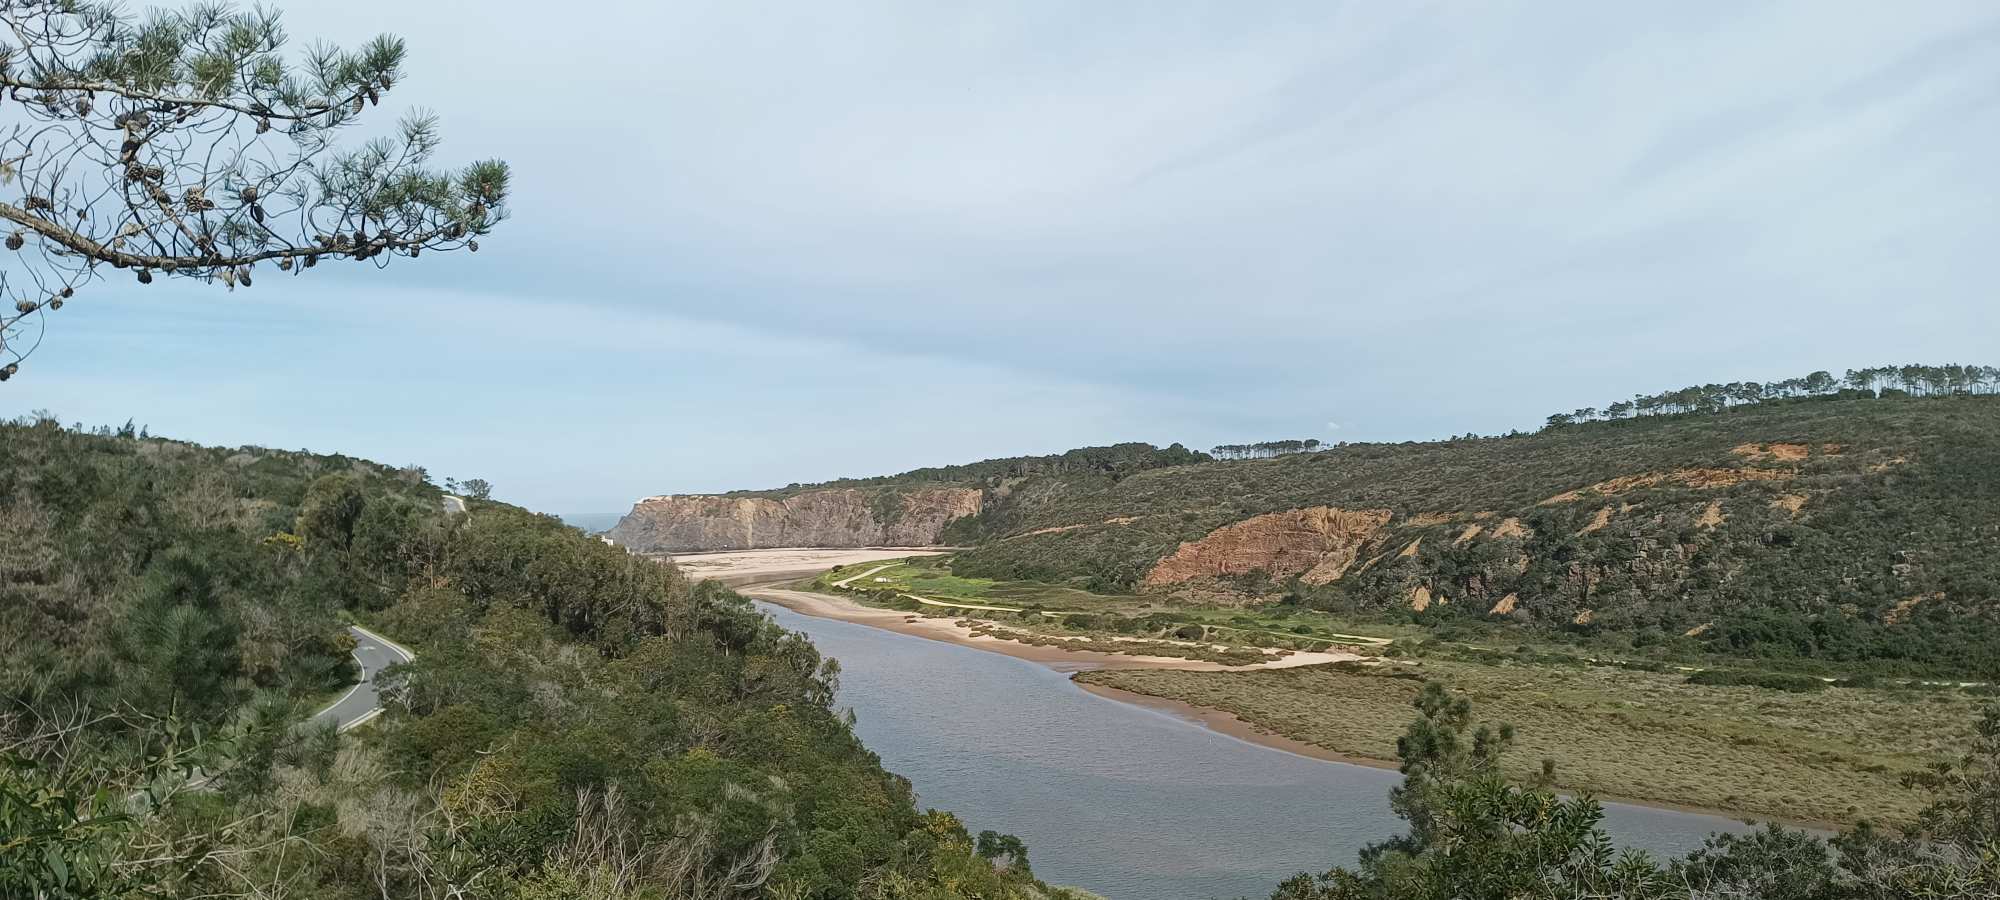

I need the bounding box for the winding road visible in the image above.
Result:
[305,495,455,732]
[134,496,450,802]
[314,625,416,733]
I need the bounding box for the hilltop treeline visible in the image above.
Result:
[1547,362,1998,426]
[0,414,1083,900]
[737,441,1209,496]
[1211,439,1323,460]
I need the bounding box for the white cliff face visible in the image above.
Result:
[606,487,981,553]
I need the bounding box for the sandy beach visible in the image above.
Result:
[667,547,949,586]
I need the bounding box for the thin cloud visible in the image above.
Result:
[11,1,1999,511]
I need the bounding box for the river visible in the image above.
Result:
[755,600,1761,900]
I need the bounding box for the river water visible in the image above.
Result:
[756,602,1759,900]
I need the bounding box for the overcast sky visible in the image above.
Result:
[7,1,1999,513]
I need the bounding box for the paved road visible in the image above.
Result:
[133,625,414,802]
[307,496,449,731]
[311,625,415,733]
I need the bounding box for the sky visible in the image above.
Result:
[6,1,1999,514]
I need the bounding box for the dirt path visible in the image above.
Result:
[832,563,897,589]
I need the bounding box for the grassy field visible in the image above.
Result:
[1078,658,1987,826]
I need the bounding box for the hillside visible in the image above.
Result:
[0,414,1081,899]
[944,395,2000,673]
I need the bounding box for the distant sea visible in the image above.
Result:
[558,512,625,534]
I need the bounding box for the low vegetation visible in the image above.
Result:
[1080,653,1986,825]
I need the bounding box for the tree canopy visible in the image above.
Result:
[1211,439,1323,460]
[0,1,507,381]
[1544,363,1998,429]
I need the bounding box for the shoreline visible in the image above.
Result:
[742,578,1840,834]
[742,580,1364,673]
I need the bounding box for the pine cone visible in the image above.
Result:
[137,269,152,284]
[48,298,62,311]
[15,300,35,313]
[5,233,22,251]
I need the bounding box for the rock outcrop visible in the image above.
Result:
[608,487,981,553]
[1142,506,1392,587]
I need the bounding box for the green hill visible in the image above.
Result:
[0,414,1077,899]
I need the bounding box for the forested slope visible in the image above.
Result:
[0,414,1082,899]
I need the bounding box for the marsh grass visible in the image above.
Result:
[1079,657,1981,825]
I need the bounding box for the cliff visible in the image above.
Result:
[1143,507,1392,587]
[607,486,981,553]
